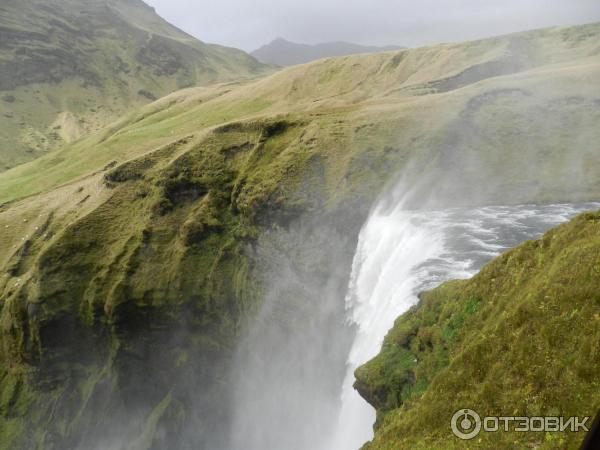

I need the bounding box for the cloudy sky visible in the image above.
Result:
[144,0,600,52]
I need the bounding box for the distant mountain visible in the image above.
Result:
[251,37,405,66]
[0,0,268,171]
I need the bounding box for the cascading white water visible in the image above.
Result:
[329,200,600,450]
[226,188,598,450]
[329,202,447,449]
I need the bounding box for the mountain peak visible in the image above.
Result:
[251,38,405,66]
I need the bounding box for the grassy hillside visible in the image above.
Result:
[1,22,599,205]
[355,209,600,450]
[0,22,598,449]
[0,0,267,171]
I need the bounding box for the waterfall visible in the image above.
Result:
[226,192,598,450]
[329,200,600,450]
[330,203,446,448]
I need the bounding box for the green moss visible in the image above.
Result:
[131,394,174,450]
[0,117,323,448]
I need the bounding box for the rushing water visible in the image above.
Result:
[329,201,600,450]
[226,197,599,450]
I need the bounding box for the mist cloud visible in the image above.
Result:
[144,0,600,51]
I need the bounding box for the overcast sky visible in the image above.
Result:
[144,0,600,52]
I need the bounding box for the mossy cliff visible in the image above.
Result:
[356,210,600,450]
[0,117,377,449]
[0,23,599,449]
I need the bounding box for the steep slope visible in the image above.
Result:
[0,23,599,449]
[355,210,600,450]
[251,37,404,66]
[1,22,599,206]
[0,0,267,171]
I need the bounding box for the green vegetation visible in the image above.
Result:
[1,22,600,205]
[0,0,268,171]
[356,211,600,450]
[0,120,307,449]
[0,21,598,449]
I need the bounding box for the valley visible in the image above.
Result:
[0,7,598,449]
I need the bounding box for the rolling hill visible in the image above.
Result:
[0,22,599,449]
[0,0,268,171]
[251,37,404,66]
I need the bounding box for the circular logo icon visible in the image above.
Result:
[451,409,482,440]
